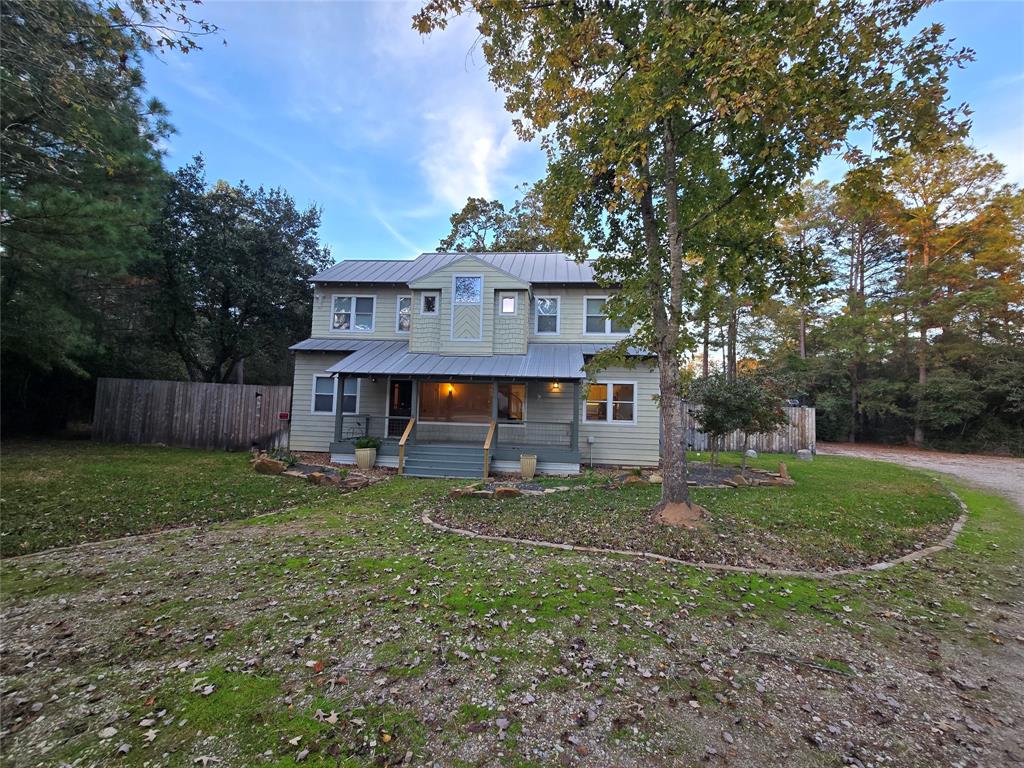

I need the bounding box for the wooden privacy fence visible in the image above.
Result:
[93,378,292,450]
[682,402,815,453]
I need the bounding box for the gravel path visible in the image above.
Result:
[818,442,1024,511]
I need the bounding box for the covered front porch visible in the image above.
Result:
[328,377,582,477]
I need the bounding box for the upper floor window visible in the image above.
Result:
[585,382,636,423]
[421,292,439,315]
[332,295,375,332]
[396,295,411,332]
[584,297,629,335]
[535,296,559,334]
[500,294,517,314]
[454,276,482,304]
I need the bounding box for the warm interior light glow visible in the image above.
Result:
[551,381,561,391]
[447,383,455,396]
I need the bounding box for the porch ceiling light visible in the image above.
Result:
[551,381,561,391]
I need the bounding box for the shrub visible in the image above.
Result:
[353,436,381,450]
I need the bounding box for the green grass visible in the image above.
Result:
[1,442,1021,767]
[0,440,334,556]
[438,453,962,569]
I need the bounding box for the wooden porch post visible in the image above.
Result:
[570,380,580,451]
[334,375,346,443]
[491,382,499,446]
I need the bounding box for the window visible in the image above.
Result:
[419,382,492,423]
[500,295,517,314]
[584,297,630,334]
[497,383,525,422]
[396,295,411,332]
[312,376,335,414]
[453,276,482,304]
[311,376,359,415]
[331,295,375,332]
[535,296,559,334]
[341,378,359,414]
[420,292,439,315]
[585,382,636,423]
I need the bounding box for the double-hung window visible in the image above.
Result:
[535,296,559,334]
[585,382,636,423]
[584,297,629,335]
[312,376,359,415]
[396,295,412,332]
[331,295,375,332]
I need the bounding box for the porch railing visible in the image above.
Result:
[336,414,393,441]
[496,420,573,448]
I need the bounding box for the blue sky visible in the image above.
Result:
[144,1,1024,263]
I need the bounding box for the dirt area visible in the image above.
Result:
[819,443,1024,511]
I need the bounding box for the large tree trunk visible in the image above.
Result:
[726,308,738,381]
[657,351,689,507]
[798,313,806,359]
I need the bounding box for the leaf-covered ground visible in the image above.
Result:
[437,455,963,570]
[1,443,1022,767]
[0,441,335,556]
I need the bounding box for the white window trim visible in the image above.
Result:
[311,374,360,416]
[499,293,517,315]
[450,274,484,342]
[395,294,412,334]
[582,295,629,336]
[534,295,560,336]
[420,291,440,316]
[329,294,376,334]
[584,380,638,425]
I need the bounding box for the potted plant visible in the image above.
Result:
[520,453,537,481]
[353,436,381,470]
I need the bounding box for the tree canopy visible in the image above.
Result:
[417,0,971,506]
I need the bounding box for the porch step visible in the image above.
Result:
[402,443,490,479]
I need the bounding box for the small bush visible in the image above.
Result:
[354,436,381,450]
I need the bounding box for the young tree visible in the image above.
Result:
[690,374,788,468]
[145,157,331,383]
[416,0,967,513]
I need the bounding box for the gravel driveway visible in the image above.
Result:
[818,442,1024,511]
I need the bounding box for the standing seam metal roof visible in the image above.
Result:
[310,252,599,285]
[324,340,591,379]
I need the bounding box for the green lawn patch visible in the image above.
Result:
[0,440,334,555]
[435,454,962,570]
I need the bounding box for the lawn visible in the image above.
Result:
[436,454,963,570]
[1,442,1022,768]
[0,441,334,556]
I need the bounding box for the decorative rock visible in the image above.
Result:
[252,456,287,475]
[494,487,522,498]
[318,473,341,487]
[722,479,738,488]
[732,474,749,486]
[470,490,495,498]
[448,488,465,499]
[796,449,813,461]
[648,473,663,484]
[306,472,326,485]
[778,461,790,479]
[744,449,758,459]
[623,475,648,485]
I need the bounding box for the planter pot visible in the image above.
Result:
[520,453,537,481]
[355,447,377,470]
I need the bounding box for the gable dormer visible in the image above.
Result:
[408,255,530,356]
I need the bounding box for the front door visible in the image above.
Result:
[388,380,413,438]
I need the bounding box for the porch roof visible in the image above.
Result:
[325,340,590,380]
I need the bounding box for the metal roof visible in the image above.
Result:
[325,341,591,380]
[288,338,382,353]
[310,252,599,286]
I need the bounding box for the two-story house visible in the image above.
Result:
[288,251,660,476]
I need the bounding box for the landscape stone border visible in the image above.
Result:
[421,486,970,580]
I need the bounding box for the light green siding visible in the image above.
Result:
[310,286,410,340]
[289,352,389,452]
[527,288,632,344]
[579,363,661,466]
[493,290,528,354]
[409,257,530,356]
